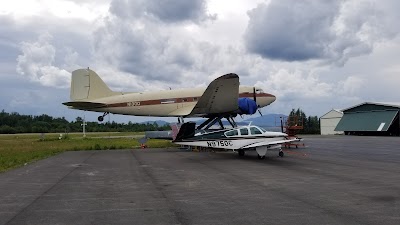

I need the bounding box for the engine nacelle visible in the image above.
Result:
[238,98,258,115]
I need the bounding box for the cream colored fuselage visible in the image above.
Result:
[87,86,276,117]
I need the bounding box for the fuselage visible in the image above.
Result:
[175,125,287,150]
[78,86,276,117]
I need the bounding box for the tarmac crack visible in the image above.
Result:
[130,150,189,225]
[4,151,97,225]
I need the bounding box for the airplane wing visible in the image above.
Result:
[243,138,302,149]
[62,101,108,109]
[188,73,239,117]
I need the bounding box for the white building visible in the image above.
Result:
[320,109,344,135]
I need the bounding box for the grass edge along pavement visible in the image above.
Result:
[0,133,177,173]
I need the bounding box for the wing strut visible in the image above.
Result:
[196,115,238,131]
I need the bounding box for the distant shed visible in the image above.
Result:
[320,109,344,135]
[335,102,400,136]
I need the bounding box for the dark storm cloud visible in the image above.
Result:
[244,0,339,61]
[244,0,400,65]
[92,17,198,82]
[109,0,215,23]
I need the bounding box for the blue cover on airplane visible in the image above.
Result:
[238,98,257,114]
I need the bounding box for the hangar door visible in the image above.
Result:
[335,110,398,132]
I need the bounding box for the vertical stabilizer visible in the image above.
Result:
[70,68,116,101]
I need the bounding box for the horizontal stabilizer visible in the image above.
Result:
[62,101,107,109]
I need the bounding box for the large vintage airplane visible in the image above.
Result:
[173,122,302,159]
[63,68,276,124]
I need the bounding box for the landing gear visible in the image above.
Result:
[98,112,109,122]
[238,149,245,157]
[279,150,284,157]
[257,154,265,160]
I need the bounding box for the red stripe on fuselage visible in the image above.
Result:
[106,93,275,108]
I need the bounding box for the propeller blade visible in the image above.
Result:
[253,87,257,103]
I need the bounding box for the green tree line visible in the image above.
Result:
[288,108,320,134]
[0,110,171,134]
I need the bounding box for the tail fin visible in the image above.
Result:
[70,68,117,101]
[173,122,196,141]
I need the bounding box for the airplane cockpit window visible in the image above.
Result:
[239,128,249,135]
[255,88,264,94]
[250,126,263,135]
[259,127,267,132]
[225,130,239,137]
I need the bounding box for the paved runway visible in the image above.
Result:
[1,136,400,225]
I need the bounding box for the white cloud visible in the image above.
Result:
[338,76,364,96]
[16,33,71,88]
[255,68,333,100]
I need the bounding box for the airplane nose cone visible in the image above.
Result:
[266,93,276,105]
[256,92,276,107]
[270,94,276,102]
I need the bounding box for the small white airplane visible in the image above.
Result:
[173,122,302,159]
[63,68,276,124]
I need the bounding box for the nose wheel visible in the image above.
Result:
[98,112,109,122]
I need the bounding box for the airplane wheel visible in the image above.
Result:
[98,116,104,122]
[238,150,245,156]
[257,154,265,160]
[279,151,284,157]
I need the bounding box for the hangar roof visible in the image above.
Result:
[320,109,343,119]
[342,102,400,113]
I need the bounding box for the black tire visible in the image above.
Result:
[257,154,265,160]
[238,150,245,156]
[98,116,104,122]
[279,151,284,157]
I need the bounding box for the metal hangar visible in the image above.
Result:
[335,102,400,136]
[320,109,344,135]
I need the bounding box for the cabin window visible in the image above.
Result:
[225,130,238,137]
[250,127,263,135]
[193,97,198,101]
[182,98,187,102]
[239,128,249,135]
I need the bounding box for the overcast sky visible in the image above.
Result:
[1,0,399,123]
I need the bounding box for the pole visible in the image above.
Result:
[81,113,87,138]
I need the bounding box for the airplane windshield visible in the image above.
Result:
[250,127,263,135]
[255,88,264,94]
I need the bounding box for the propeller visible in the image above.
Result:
[253,87,257,103]
[253,87,263,116]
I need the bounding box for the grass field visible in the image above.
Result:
[0,132,177,173]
